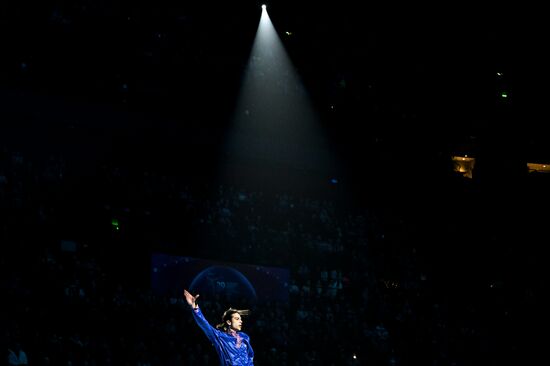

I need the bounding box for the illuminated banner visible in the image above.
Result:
[151,253,289,304]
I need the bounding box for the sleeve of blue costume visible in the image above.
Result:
[192,307,221,348]
[191,307,230,363]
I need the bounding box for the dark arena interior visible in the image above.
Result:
[1,2,547,365]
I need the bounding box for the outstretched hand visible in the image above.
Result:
[184,289,200,309]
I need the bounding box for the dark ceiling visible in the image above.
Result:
[1,1,548,164]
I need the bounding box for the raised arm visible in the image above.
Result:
[184,289,218,342]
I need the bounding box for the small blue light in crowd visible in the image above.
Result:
[330,178,338,184]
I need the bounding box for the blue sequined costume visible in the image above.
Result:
[192,307,254,366]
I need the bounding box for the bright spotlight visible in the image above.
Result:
[261,4,267,10]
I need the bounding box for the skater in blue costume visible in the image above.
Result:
[184,289,254,366]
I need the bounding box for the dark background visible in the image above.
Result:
[1,1,548,365]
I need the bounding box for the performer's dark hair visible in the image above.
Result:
[215,308,250,331]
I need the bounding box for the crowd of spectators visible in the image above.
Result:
[1,142,544,365]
